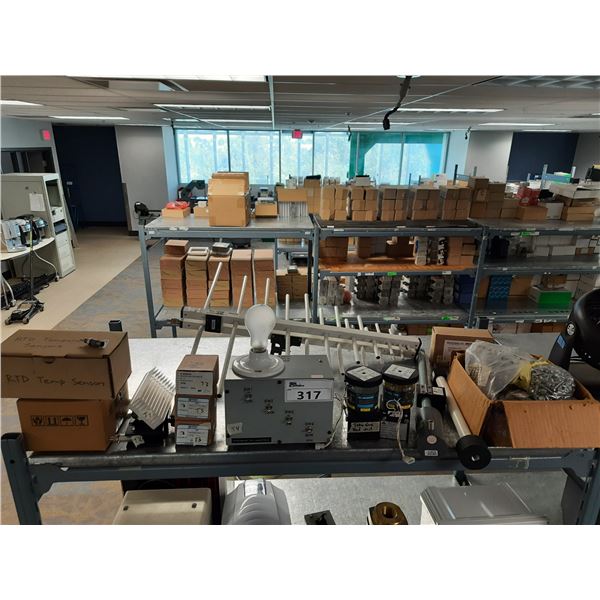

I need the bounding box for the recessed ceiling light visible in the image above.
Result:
[122,107,166,112]
[396,108,503,113]
[49,115,130,120]
[479,122,555,126]
[163,118,198,122]
[156,104,271,110]
[0,99,43,106]
[184,76,266,82]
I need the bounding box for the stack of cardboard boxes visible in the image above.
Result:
[333,185,350,219]
[469,179,506,219]
[379,186,409,221]
[410,186,440,220]
[230,249,254,308]
[2,330,131,452]
[174,355,218,447]
[319,186,336,219]
[207,252,231,307]
[253,248,276,306]
[185,248,209,308]
[555,191,599,222]
[160,240,189,307]
[447,237,477,267]
[439,185,472,220]
[304,178,321,214]
[208,172,250,227]
[319,237,349,262]
[351,186,378,221]
[276,266,308,301]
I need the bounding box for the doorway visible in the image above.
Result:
[52,125,127,229]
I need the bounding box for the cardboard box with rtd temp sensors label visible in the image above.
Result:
[175,355,219,396]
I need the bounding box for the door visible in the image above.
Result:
[52,125,127,228]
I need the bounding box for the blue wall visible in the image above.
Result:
[507,132,579,181]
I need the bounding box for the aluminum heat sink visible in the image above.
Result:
[129,368,175,430]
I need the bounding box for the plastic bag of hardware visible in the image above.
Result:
[526,359,576,400]
[465,341,530,399]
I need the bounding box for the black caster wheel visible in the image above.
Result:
[40,306,45,312]
[22,317,29,324]
[5,318,11,325]
[10,300,16,307]
[456,434,491,470]
[55,276,60,282]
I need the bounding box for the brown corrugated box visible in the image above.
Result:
[175,419,215,446]
[162,207,191,218]
[17,386,127,452]
[561,205,596,222]
[254,202,278,217]
[208,254,231,279]
[160,255,186,278]
[164,240,190,255]
[468,177,489,189]
[208,172,249,195]
[447,355,600,448]
[429,326,494,371]
[2,330,131,400]
[208,195,250,227]
[517,205,548,221]
[277,187,307,202]
[176,355,219,396]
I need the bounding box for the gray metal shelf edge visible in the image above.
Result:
[482,255,600,275]
[474,217,600,237]
[314,215,483,238]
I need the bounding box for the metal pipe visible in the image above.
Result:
[264,277,271,305]
[191,261,223,354]
[217,275,248,396]
[285,293,291,357]
[304,293,310,354]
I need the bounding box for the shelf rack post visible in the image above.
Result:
[467,227,489,327]
[311,217,321,323]
[138,222,158,338]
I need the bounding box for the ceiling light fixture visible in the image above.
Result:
[203,119,272,123]
[0,100,43,106]
[479,122,555,126]
[162,118,198,122]
[184,76,266,82]
[49,115,130,120]
[155,104,271,110]
[395,108,504,113]
[522,129,572,132]
[345,121,412,125]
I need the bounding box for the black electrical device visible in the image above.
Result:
[549,289,600,371]
[345,365,383,439]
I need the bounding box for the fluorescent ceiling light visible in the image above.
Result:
[395,108,503,113]
[50,115,129,120]
[593,113,600,116]
[346,121,412,125]
[156,104,270,111]
[203,119,272,123]
[0,99,43,106]
[479,122,555,126]
[522,129,572,132]
[186,76,266,82]
[163,118,198,122]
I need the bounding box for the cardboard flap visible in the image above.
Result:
[2,330,126,358]
[447,357,491,435]
[503,400,600,448]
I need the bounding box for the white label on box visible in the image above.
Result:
[285,379,333,402]
[176,371,214,395]
[176,424,210,446]
[348,421,381,433]
[177,397,209,419]
[441,339,476,362]
[227,422,243,435]
[384,364,417,380]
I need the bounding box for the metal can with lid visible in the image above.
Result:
[345,365,383,439]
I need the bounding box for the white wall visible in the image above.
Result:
[465,131,513,182]
[1,116,60,176]
[572,133,600,179]
[444,131,469,178]
[115,126,173,231]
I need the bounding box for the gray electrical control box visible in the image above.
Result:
[224,355,335,446]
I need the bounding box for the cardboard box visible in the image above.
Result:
[175,394,216,420]
[447,355,600,448]
[510,275,533,297]
[468,177,489,189]
[17,386,126,452]
[254,202,278,217]
[488,182,506,193]
[277,187,307,202]
[469,202,486,219]
[176,355,219,396]
[561,206,596,222]
[208,254,231,280]
[429,326,494,371]
[160,255,186,278]
[500,208,518,219]
[253,248,274,269]
[334,209,348,220]
[516,205,548,221]
[164,240,190,256]
[161,207,191,219]
[193,205,209,218]
[175,419,215,446]
[352,198,366,211]
[208,195,250,227]
[380,209,395,221]
[208,172,249,195]
[2,330,131,400]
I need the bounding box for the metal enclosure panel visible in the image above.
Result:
[224,355,334,445]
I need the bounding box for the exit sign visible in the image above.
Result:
[41,129,51,141]
[292,129,303,139]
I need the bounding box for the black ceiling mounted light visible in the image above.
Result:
[347,125,352,141]
[465,126,472,140]
[382,76,412,130]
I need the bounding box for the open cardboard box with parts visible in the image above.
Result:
[447,355,600,448]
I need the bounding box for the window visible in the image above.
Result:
[357,132,403,185]
[400,133,445,184]
[280,131,313,180]
[229,130,279,185]
[313,132,351,180]
[175,130,229,182]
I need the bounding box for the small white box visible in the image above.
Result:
[543,203,564,220]
[533,246,550,257]
[576,238,592,248]
[549,245,577,256]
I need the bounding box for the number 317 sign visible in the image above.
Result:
[285,380,333,403]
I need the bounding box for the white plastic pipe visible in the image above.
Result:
[334,305,344,374]
[285,293,291,356]
[345,318,360,363]
[217,275,248,396]
[436,375,471,437]
[375,322,393,357]
[319,307,332,366]
[264,277,271,305]
[304,293,310,354]
[356,315,367,365]
[192,261,223,354]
